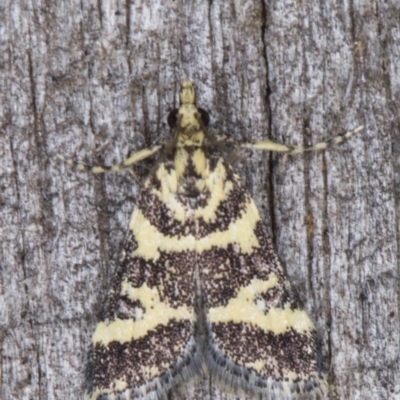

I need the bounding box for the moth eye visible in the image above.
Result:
[167,108,179,128]
[198,108,210,127]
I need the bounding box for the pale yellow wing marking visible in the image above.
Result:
[196,170,234,224]
[209,274,314,335]
[174,147,190,181]
[151,167,187,223]
[155,163,179,200]
[192,148,207,176]
[129,198,261,261]
[243,125,363,154]
[153,156,235,224]
[88,371,160,400]
[89,379,129,398]
[92,281,192,346]
[244,360,267,373]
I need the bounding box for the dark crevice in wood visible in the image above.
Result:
[125,0,131,49]
[321,150,334,389]
[260,0,276,245]
[97,0,103,29]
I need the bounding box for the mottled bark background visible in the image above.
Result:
[1,0,399,399]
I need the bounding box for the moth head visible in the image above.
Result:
[167,81,210,130]
[179,80,196,105]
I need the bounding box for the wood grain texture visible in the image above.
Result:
[1,0,399,399]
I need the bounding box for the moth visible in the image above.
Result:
[60,81,362,400]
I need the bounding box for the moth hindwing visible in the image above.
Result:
[61,81,363,400]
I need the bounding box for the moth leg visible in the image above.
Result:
[242,125,364,154]
[127,168,143,186]
[57,145,162,174]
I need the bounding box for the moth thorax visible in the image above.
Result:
[178,104,201,130]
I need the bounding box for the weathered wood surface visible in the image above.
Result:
[1,0,399,399]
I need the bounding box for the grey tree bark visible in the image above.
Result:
[1,0,399,399]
